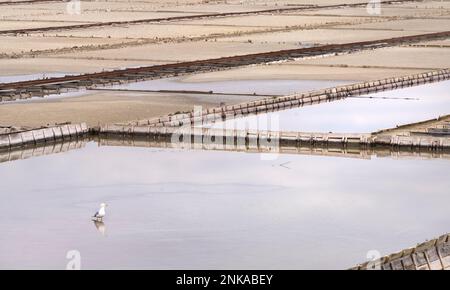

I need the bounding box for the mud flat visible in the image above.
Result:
[186,46,450,83]
[0,78,342,127]
[0,87,262,127]
[296,46,450,69]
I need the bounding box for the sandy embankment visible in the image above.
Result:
[0,90,262,127]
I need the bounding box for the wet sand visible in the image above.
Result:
[0,90,258,127]
[0,78,344,127]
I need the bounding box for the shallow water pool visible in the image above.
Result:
[211,81,450,133]
[0,142,448,269]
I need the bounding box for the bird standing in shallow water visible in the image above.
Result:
[92,203,107,222]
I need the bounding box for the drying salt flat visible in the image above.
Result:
[0,143,449,269]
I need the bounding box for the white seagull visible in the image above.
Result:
[92,203,108,222]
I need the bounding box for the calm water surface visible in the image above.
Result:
[115,78,348,95]
[211,81,450,133]
[0,143,448,269]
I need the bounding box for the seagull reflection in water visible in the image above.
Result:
[93,220,107,236]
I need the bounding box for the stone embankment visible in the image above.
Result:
[351,233,450,270]
[0,123,88,149]
[98,125,450,150]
